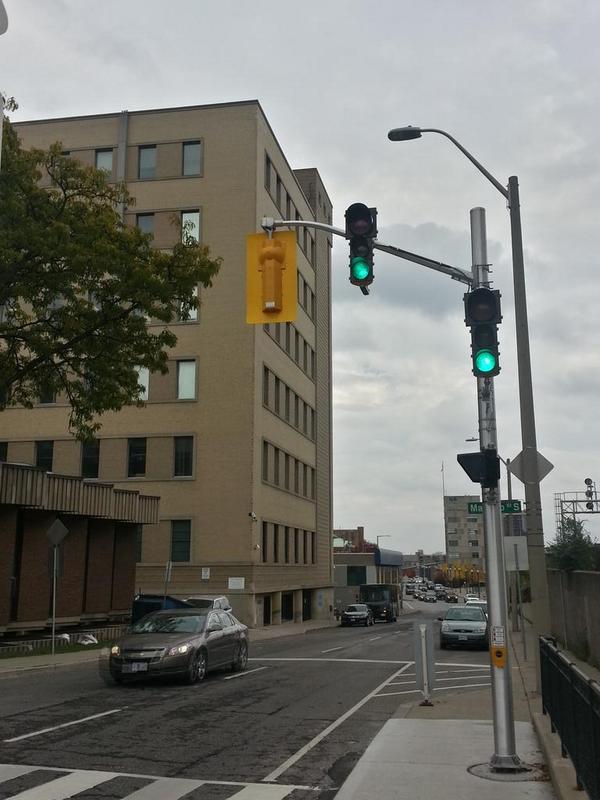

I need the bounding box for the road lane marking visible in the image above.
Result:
[223,667,268,681]
[374,689,421,697]
[321,646,343,653]
[3,769,118,798]
[436,675,490,682]
[262,661,415,782]
[3,708,125,743]
[435,661,490,668]
[124,777,205,799]
[388,680,418,686]
[227,785,298,799]
[368,636,382,642]
[0,765,39,782]
[250,657,409,665]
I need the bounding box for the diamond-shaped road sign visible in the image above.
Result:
[0,2,7,35]
[509,447,554,485]
[46,518,69,546]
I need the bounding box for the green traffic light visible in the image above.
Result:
[475,349,497,374]
[350,257,370,281]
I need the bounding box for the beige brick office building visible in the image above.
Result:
[1,101,333,628]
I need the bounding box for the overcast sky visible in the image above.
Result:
[2,0,599,553]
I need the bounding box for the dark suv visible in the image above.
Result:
[340,604,374,627]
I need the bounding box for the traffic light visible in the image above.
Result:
[345,203,377,294]
[457,448,500,489]
[464,287,502,377]
[584,477,595,510]
[246,231,297,324]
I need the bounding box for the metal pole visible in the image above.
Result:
[419,624,432,706]
[505,457,519,634]
[51,545,58,657]
[514,544,527,661]
[507,177,551,657]
[471,207,522,771]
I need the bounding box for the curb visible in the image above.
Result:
[0,652,102,678]
[531,711,581,800]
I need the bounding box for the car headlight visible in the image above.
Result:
[168,643,191,656]
[475,625,487,633]
[110,645,120,656]
[441,623,450,633]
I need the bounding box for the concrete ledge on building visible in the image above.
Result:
[250,619,338,641]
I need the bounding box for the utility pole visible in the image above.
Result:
[470,207,522,772]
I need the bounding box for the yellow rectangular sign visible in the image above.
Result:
[246,230,297,324]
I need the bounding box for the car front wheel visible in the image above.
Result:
[185,649,207,684]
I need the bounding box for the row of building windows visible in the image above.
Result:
[262,366,315,441]
[1,436,195,479]
[136,209,201,243]
[91,141,203,181]
[261,521,317,565]
[297,271,315,321]
[33,360,197,407]
[263,322,315,381]
[262,440,315,500]
[135,519,191,563]
[264,153,316,268]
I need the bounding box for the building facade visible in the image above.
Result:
[2,101,333,627]
[333,547,404,612]
[444,495,486,572]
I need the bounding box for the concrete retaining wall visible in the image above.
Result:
[547,569,600,667]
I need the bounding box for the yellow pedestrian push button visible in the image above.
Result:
[246,231,297,324]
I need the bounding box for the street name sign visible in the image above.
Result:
[467,500,522,514]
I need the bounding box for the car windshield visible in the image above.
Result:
[445,608,485,622]
[131,613,207,634]
[346,605,366,612]
[186,598,213,608]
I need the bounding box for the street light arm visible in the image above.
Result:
[419,128,509,199]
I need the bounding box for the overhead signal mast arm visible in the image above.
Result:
[261,217,473,286]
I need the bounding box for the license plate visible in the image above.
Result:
[122,662,148,673]
[458,635,468,641]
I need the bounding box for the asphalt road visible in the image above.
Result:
[0,601,489,799]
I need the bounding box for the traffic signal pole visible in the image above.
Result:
[471,207,522,772]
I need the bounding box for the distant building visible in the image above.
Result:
[332,526,373,552]
[333,547,403,611]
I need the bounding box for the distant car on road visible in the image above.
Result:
[108,608,248,685]
[340,604,374,627]
[445,593,459,604]
[463,593,479,604]
[423,590,437,603]
[439,606,488,649]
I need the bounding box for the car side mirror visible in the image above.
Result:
[208,622,222,633]
[437,617,443,622]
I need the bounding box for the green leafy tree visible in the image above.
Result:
[0,111,221,438]
[546,517,597,572]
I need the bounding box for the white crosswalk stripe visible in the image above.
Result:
[0,764,310,800]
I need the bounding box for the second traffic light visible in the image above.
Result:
[345,203,377,294]
[464,287,502,377]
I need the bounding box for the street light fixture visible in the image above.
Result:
[389,124,551,652]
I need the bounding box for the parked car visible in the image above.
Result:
[184,595,232,611]
[340,604,374,627]
[463,593,479,604]
[423,590,437,603]
[108,608,248,684]
[435,588,447,600]
[439,606,488,649]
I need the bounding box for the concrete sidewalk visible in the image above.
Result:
[335,623,558,800]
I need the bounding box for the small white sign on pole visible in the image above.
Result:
[201,567,210,580]
[503,536,529,571]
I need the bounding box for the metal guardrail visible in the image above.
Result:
[540,636,600,800]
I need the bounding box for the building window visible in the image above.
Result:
[284,387,290,421]
[469,540,480,547]
[263,366,270,406]
[177,360,196,400]
[95,149,113,173]
[174,436,193,477]
[274,377,280,414]
[181,210,200,243]
[264,153,272,192]
[182,141,202,176]
[135,525,143,563]
[284,526,290,563]
[38,385,56,404]
[273,524,279,563]
[81,440,100,479]
[138,145,156,179]
[448,539,459,547]
[273,448,280,486]
[137,367,149,400]
[127,438,146,477]
[276,176,282,209]
[171,520,191,562]
[284,453,290,490]
[262,522,268,563]
[35,440,53,472]
[262,441,269,481]
[0,442,7,462]
[312,531,316,563]
[303,530,308,564]
[178,285,198,322]
[136,213,154,235]
[294,528,299,563]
